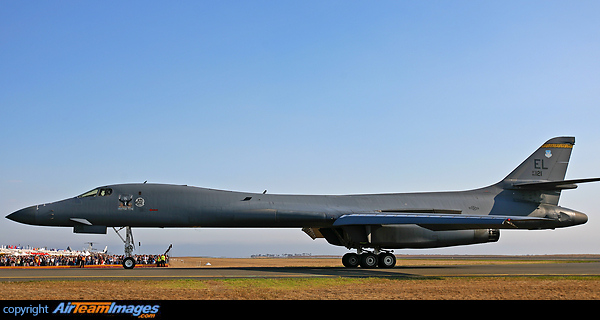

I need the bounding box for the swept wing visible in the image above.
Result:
[333,213,553,230]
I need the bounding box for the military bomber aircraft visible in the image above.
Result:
[6,137,600,269]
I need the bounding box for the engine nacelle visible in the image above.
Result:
[320,225,499,249]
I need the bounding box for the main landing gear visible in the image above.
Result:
[113,226,136,269]
[342,250,396,268]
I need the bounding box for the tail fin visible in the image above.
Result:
[503,136,575,183]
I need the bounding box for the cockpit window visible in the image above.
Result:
[78,189,98,198]
[77,188,112,198]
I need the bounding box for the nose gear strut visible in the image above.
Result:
[113,226,136,269]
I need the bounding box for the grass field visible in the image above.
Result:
[2,276,600,300]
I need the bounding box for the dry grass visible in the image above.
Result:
[2,276,600,300]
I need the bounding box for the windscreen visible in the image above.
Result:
[77,188,112,198]
[77,189,98,198]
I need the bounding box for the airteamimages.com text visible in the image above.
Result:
[3,302,161,318]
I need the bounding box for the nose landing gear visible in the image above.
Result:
[113,226,136,269]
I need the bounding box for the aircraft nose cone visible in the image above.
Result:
[6,206,37,225]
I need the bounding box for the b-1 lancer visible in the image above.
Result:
[6,137,600,269]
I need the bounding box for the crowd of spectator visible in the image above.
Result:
[0,253,168,267]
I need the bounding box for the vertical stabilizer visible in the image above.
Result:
[503,137,574,183]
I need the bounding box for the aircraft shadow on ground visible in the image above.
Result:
[175,266,452,278]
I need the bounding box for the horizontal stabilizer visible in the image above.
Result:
[333,213,552,230]
[512,178,600,190]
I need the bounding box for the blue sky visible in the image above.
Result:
[2,1,600,257]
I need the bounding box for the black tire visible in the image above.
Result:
[360,253,378,268]
[378,252,396,268]
[123,257,136,269]
[342,253,360,268]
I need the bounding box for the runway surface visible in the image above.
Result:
[2,261,600,282]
